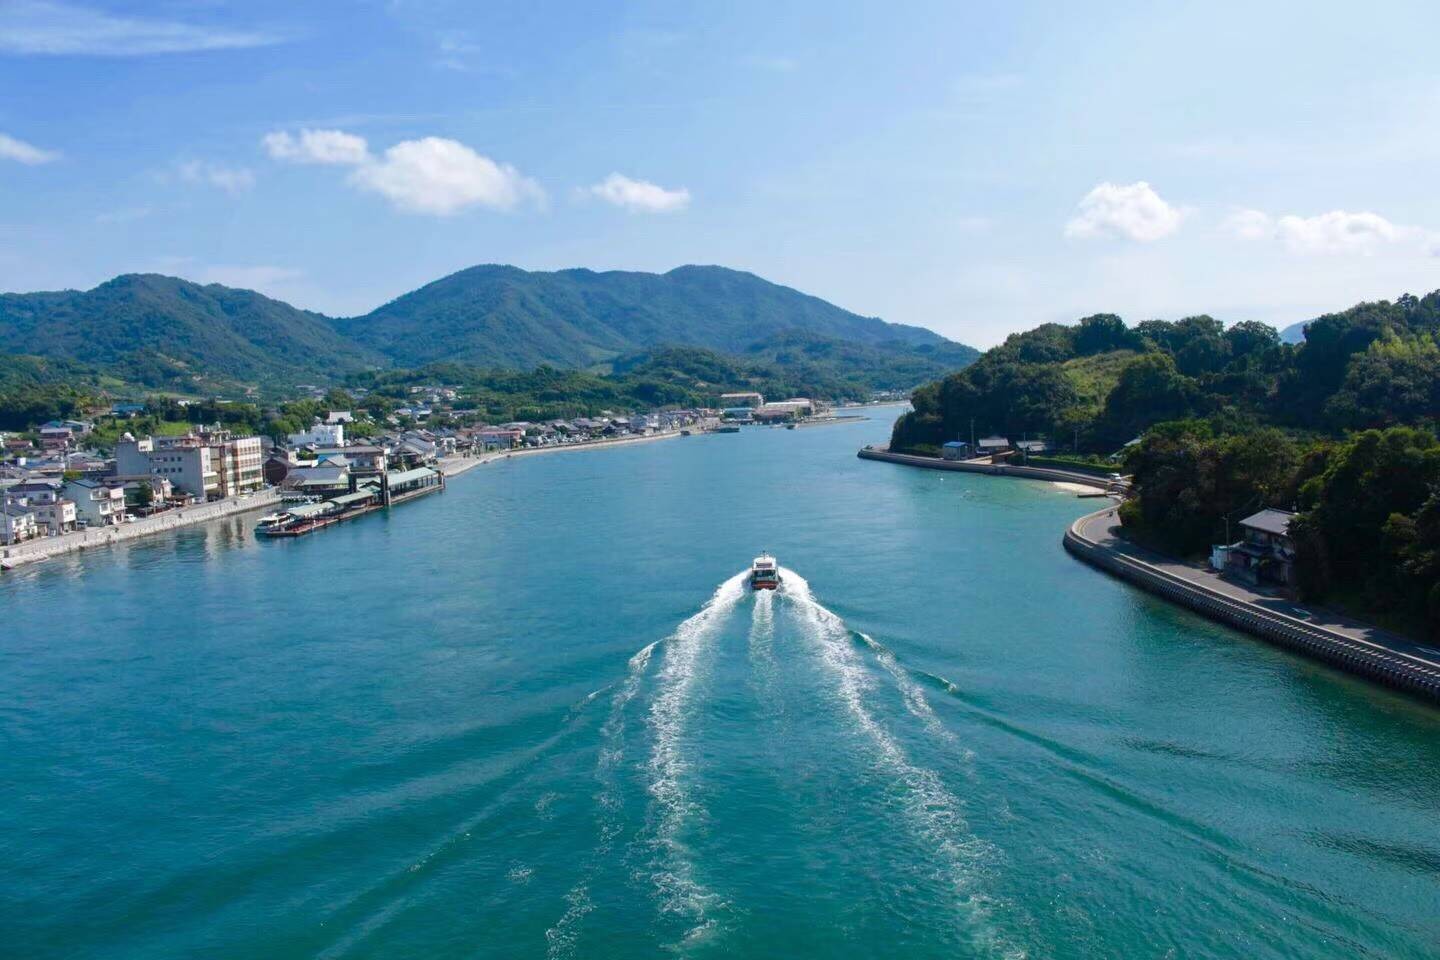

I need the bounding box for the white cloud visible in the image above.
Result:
[1223,206,1440,256]
[0,131,59,164]
[0,0,281,56]
[264,127,543,216]
[589,173,690,214]
[349,137,543,215]
[178,161,255,194]
[1064,181,1186,242]
[262,129,370,165]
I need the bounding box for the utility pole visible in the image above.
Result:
[969,418,975,453]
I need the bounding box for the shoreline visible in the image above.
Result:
[2,430,690,572]
[856,446,1115,491]
[439,428,684,478]
[858,445,1440,705]
[1,488,281,570]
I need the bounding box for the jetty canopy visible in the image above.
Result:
[285,501,332,520]
[329,491,376,508]
[387,467,437,486]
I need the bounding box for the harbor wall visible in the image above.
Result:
[857,446,1113,490]
[2,488,281,569]
[1063,510,1440,704]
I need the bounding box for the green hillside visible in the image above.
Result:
[0,274,385,389]
[334,264,952,368]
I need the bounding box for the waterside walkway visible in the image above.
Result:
[859,446,1440,705]
[1065,507,1440,704]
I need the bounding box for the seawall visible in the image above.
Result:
[859,445,1440,705]
[441,429,684,478]
[856,446,1114,490]
[2,488,282,570]
[1064,508,1440,704]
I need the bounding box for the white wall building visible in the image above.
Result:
[62,478,127,527]
[289,423,345,448]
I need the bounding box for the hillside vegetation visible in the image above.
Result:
[0,274,383,388]
[0,265,974,398]
[892,291,1440,638]
[334,264,951,368]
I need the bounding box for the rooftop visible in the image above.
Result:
[1240,508,1296,537]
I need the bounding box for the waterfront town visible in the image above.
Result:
[0,387,827,556]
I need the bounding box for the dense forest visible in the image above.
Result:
[891,290,1440,637]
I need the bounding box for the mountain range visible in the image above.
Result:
[0,265,976,394]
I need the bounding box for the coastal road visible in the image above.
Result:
[1075,506,1440,677]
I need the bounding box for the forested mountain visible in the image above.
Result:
[333,264,951,368]
[0,266,973,394]
[0,274,384,387]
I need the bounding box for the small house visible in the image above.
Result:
[1221,508,1298,588]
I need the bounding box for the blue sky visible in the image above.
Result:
[2,0,1439,346]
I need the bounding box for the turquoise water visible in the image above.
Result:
[3,407,1438,959]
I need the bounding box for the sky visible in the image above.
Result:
[2,0,1440,347]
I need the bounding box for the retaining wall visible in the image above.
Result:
[857,447,1114,490]
[2,488,281,569]
[1063,511,1440,704]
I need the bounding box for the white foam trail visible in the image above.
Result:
[856,632,967,754]
[645,571,748,941]
[779,569,1022,959]
[748,588,777,683]
[546,640,657,958]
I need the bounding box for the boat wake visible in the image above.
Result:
[779,569,1022,958]
[645,571,748,944]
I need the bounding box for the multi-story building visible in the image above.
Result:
[62,478,127,527]
[211,434,264,498]
[116,435,219,500]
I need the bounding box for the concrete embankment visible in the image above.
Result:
[1064,508,1440,704]
[857,446,1114,490]
[440,429,684,478]
[859,445,1440,705]
[1,488,281,570]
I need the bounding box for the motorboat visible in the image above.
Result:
[750,553,781,590]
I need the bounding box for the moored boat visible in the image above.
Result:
[750,553,780,590]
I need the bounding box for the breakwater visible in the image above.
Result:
[856,446,1113,489]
